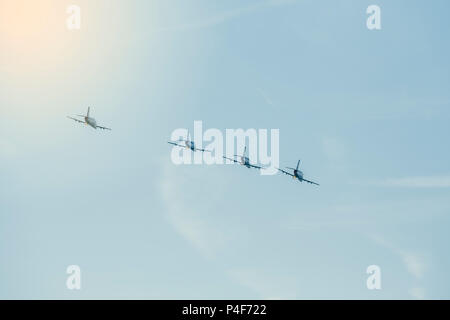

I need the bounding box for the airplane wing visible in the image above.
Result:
[302,178,320,186]
[194,147,211,153]
[223,156,238,163]
[168,141,184,147]
[67,116,84,124]
[97,125,111,130]
[249,164,263,170]
[277,168,294,177]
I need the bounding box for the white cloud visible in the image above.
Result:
[257,88,274,106]
[154,0,298,32]
[368,234,427,280]
[227,268,298,299]
[402,253,426,279]
[409,287,425,300]
[159,161,229,259]
[380,176,450,188]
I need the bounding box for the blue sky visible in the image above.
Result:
[1,0,450,299]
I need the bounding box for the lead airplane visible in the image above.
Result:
[278,160,319,185]
[223,146,264,170]
[168,130,210,152]
[67,107,111,130]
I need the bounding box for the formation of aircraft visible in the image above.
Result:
[67,107,111,130]
[277,160,319,185]
[66,111,319,186]
[223,146,264,170]
[167,130,211,153]
[166,135,319,186]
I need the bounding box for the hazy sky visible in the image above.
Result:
[1,0,450,299]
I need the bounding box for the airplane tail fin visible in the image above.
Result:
[243,146,247,156]
[87,107,90,117]
[296,160,301,170]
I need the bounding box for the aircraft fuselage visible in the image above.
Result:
[185,140,195,151]
[240,156,252,168]
[293,169,304,180]
[85,116,97,129]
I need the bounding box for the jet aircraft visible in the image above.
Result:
[67,107,111,130]
[223,146,264,170]
[168,130,211,152]
[278,160,319,185]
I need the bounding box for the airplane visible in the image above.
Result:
[168,130,210,152]
[223,146,264,170]
[67,107,111,130]
[278,160,319,185]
